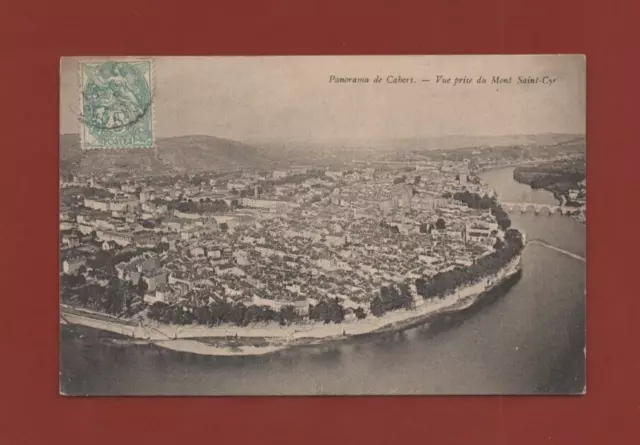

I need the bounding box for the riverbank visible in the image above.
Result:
[476,159,557,173]
[511,163,585,219]
[61,254,522,356]
[481,165,585,224]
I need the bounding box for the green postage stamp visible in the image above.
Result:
[79,59,154,149]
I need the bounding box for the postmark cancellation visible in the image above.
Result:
[79,59,154,150]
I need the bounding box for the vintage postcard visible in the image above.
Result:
[59,55,586,395]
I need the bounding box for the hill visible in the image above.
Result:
[60,134,270,175]
[250,133,585,165]
[61,133,586,174]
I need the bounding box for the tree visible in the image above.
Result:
[415,228,524,301]
[104,277,121,315]
[279,305,299,325]
[309,298,345,324]
[60,273,85,288]
[209,200,229,212]
[147,302,168,321]
[452,190,511,230]
[370,296,385,317]
[136,275,148,297]
[220,222,229,232]
[397,283,413,309]
[436,218,446,230]
[229,303,247,326]
[329,298,345,323]
[354,307,367,319]
[154,242,170,253]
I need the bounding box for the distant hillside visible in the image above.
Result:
[251,133,586,164]
[384,134,585,163]
[387,133,585,152]
[60,134,271,175]
[253,133,584,152]
[61,133,586,174]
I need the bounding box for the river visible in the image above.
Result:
[59,167,586,395]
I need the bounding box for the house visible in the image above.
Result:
[173,210,203,220]
[143,272,168,292]
[62,257,87,274]
[121,184,137,194]
[454,257,474,267]
[233,250,250,266]
[216,265,245,277]
[190,246,205,257]
[325,170,343,179]
[181,227,206,240]
[133,231,159,248]
[144,284,179,305]
[286,284,301,294]
[61,234,80,248]
[97,230,134,246]
[165,218,185,232]
[101,240,118,251]
[138,256,161,273]
[445,229,464,240]
[211,215,240,229]
[139,191,155,203]
[227,181,249,191]
[316,258,339,271]
[207,249,222,259]
[116,255,162,281]
[465,223,494,244]
[83,197,110,211]
[59,221,76,231]
[324,235,346,247]
[418,254,441,265]
[109,197,140,212]
[294,300,310,316]
[240,198,289,214]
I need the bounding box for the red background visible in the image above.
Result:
[1,0,638,444]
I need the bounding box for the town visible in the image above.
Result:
[60,160,524,330]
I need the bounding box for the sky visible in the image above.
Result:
[60,55,585,142]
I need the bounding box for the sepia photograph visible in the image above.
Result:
[59,55,586,395]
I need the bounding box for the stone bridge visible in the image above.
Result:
[501,201,585,216]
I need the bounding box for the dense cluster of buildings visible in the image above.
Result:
[60,161,505,319]
[567,179,587,206]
